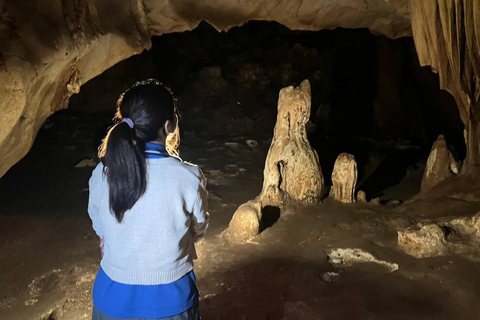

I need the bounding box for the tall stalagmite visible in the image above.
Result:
[259,80,324,207]
[410,0,480,172]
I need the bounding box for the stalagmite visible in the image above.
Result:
[331,153,357,203]
[225,80,324,241]
[420,135,460,192]
[357,190,367,203]
[258,80,324,207]
[223,200,262,243]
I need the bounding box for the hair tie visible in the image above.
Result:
[122,118,134,129]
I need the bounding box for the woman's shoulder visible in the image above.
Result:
[150,157,205,182]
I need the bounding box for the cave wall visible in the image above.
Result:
[410,0,480,171]
[0,0,411,177]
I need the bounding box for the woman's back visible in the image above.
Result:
[89,157,208,285]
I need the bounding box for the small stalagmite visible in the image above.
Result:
[223,200,262,243]
[331,153,357,203]
[258,79,325,207]
[421,135,460,192]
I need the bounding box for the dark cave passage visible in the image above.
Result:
[0,21,465,209]
[64,21,464,201]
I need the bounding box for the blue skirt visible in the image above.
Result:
[92,298,200,320]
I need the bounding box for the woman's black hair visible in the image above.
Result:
[98,79,176,222]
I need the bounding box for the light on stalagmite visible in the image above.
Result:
[258,79,325,208]
[225,80,324,242]
[420,135,460,192]
[331,153,357,203]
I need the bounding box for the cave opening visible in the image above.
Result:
[62,20,465,201]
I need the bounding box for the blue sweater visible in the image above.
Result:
[88,151,209,285]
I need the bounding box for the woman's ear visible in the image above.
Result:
[164,117,177,135]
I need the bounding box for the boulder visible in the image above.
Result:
[397,224,448,258]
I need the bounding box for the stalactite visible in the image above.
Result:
[410,0,480,170]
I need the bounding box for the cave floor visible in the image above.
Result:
[1,134,480,320]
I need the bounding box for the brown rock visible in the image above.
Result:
[258,80,324,207]
[331,153,357,203]
[224,200,262,243]
[421,135,460,192]
[397,224,448,258]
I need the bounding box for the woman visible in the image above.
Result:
[88,79,209,320]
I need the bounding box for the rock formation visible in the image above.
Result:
[397,224,448,258]
[420,135,460,192]
[0,0,411,177]
[331,153,357,203]
[258,80,324,207]
[398,213,480,260]
[411,1,480,171]
[357,190,367,203]
[224,80,323,241]
[223,200,262,243]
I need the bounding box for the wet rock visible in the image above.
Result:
[370,197,381,205]
[223,200,262,243]
[331,153,357,203]
[397,224,448,258]
[327,248,399,272]
[357,190,367,203]
[421,135,460,192]
[258,80,324,207]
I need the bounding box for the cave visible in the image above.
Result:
[2,1,480,320]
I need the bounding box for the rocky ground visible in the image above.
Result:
[1,111,480,320]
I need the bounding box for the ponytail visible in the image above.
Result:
[99,121,147,222]
[98,80,176,223]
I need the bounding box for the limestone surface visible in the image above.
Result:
[420,135,460,192]
[258,80,324,207]
[331,153,357,203]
